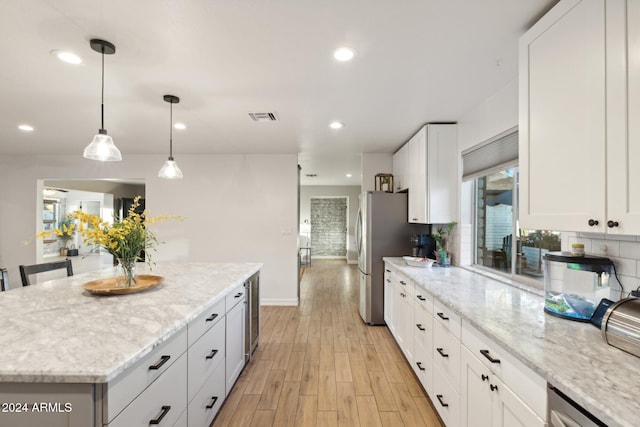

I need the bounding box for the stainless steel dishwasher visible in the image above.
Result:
[548,385,606,427]
[244,272,260,363]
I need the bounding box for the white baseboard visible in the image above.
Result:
[261,298,299,306]
[312,256,347,260]
[347,259,358,264]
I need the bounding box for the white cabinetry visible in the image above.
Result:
[460,323,546,427]
[407,124,458,224]
[519,0,640,234]
[392,143,409,192]
[225,285,246,395]
[383,267,396,335]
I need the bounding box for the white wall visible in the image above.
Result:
[0,154,299,305]
[300,186,361,264]
[361,153,392,192]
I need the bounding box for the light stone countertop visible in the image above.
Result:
[0,262,261,384]
[383,257,639,427]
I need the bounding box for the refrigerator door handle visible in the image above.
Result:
[356,207,363,257]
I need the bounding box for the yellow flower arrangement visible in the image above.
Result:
[36,196,182,285]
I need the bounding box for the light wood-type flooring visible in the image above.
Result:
[212,259,444,427]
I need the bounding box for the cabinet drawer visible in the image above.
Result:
[226,283,246,311]
[188,298,225,346]
[432,366,460,427]
[395,274,414,298]
[413,287,433,313]
[173,409,187,427]
[414,304,433,350]
[188,317,226,402]
[188,358,226,427]
[106,327,187,423]
[434,299,461,339]
[109,353,187,427]
[413,340,433,396]
[433,320,461,392]
[461,322,547,419]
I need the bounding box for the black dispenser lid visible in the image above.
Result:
[543,252,614,266]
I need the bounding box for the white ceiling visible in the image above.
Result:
[0,0,557,186]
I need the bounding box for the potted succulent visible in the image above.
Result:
[433,221,457,267]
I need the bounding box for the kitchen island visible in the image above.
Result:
[0,261,261,427]
[383,257,639,427]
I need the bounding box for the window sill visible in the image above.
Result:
[460,265,544,297]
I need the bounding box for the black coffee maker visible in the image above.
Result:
[410,234,436,259]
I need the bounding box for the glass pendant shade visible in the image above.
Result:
[83,130,122,161]
[158,158,183,179]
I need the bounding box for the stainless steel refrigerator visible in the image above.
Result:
[356,191,425,325]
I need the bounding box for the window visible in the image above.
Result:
[473,167,561,285]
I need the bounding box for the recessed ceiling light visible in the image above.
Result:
[329,121,343,129]
[334,47,355,62]
[18,124,34,132]
[346,173,352,178]
[174,123,186,130]
[50,50,82,65]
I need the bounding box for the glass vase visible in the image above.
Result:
[116,258,137,287]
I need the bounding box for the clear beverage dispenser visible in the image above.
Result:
[543,252,614,321]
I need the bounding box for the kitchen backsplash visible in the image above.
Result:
[564,232,640,300]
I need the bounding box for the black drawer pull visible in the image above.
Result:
[490,384,498,392]
[436,347,449,358]
[386,269,391,273]
[386,279,391,283]
[234,292,243,298]
[148,355,171,370]
[417,295,426,301]
[206,313,219,322]
[416,362,426,371]
[436,312,449,320]
[206,349,219,360]
[416,324,425,331]
[481,374,489,381]
[149,405,171,424]
[436,394,448,408]
[480,349,501,364]
[206,396,219,409]
[399,280,406,285]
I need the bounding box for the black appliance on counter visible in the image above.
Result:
[410,233,436,259]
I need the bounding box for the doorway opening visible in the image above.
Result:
[309,197,348,260]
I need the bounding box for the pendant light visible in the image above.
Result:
[83,39,122,161]
[158,95,183,179]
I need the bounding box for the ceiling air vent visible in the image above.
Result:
[305,174,317,177]
[248,112,279,122]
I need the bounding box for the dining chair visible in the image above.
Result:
[0,268,8,291]
[19,259,73,287]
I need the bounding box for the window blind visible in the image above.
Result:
[462,128,518,181]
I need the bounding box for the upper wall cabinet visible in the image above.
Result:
[393,143,409,192]
[519,0,640,235]
[407,124,458,224]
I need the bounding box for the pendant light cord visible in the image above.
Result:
[169,101,174,159]
[100,49,105,131]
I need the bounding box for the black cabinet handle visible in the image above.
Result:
[607,220,619,228]
[436,394,448,408]
[386,279,391,283]
[234,292,243,298]
[206,396,219,410]
[386,269,391,273]
[490,384,498,392]
[148,355,171,370]
[436,347,449,358]
[588,219,599,226]
[416,362,425,371]
[206,349,219,360]
[416,323,425,331]
[417,295,426,301]
[480,349,501,364]
[437,312,449,321]
[481,374,489,381]
[399,280,406,286]
[149,406,171,424]
[206,313,219,322]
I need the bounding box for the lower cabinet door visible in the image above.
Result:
[188,360,226,427]
[492,376,545,427]
[225,298,246,395]
[432,366,460,427]
[109,353,187,427]
[173,409,187,427]
[413,340,433,396]
[461,347,492,427]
